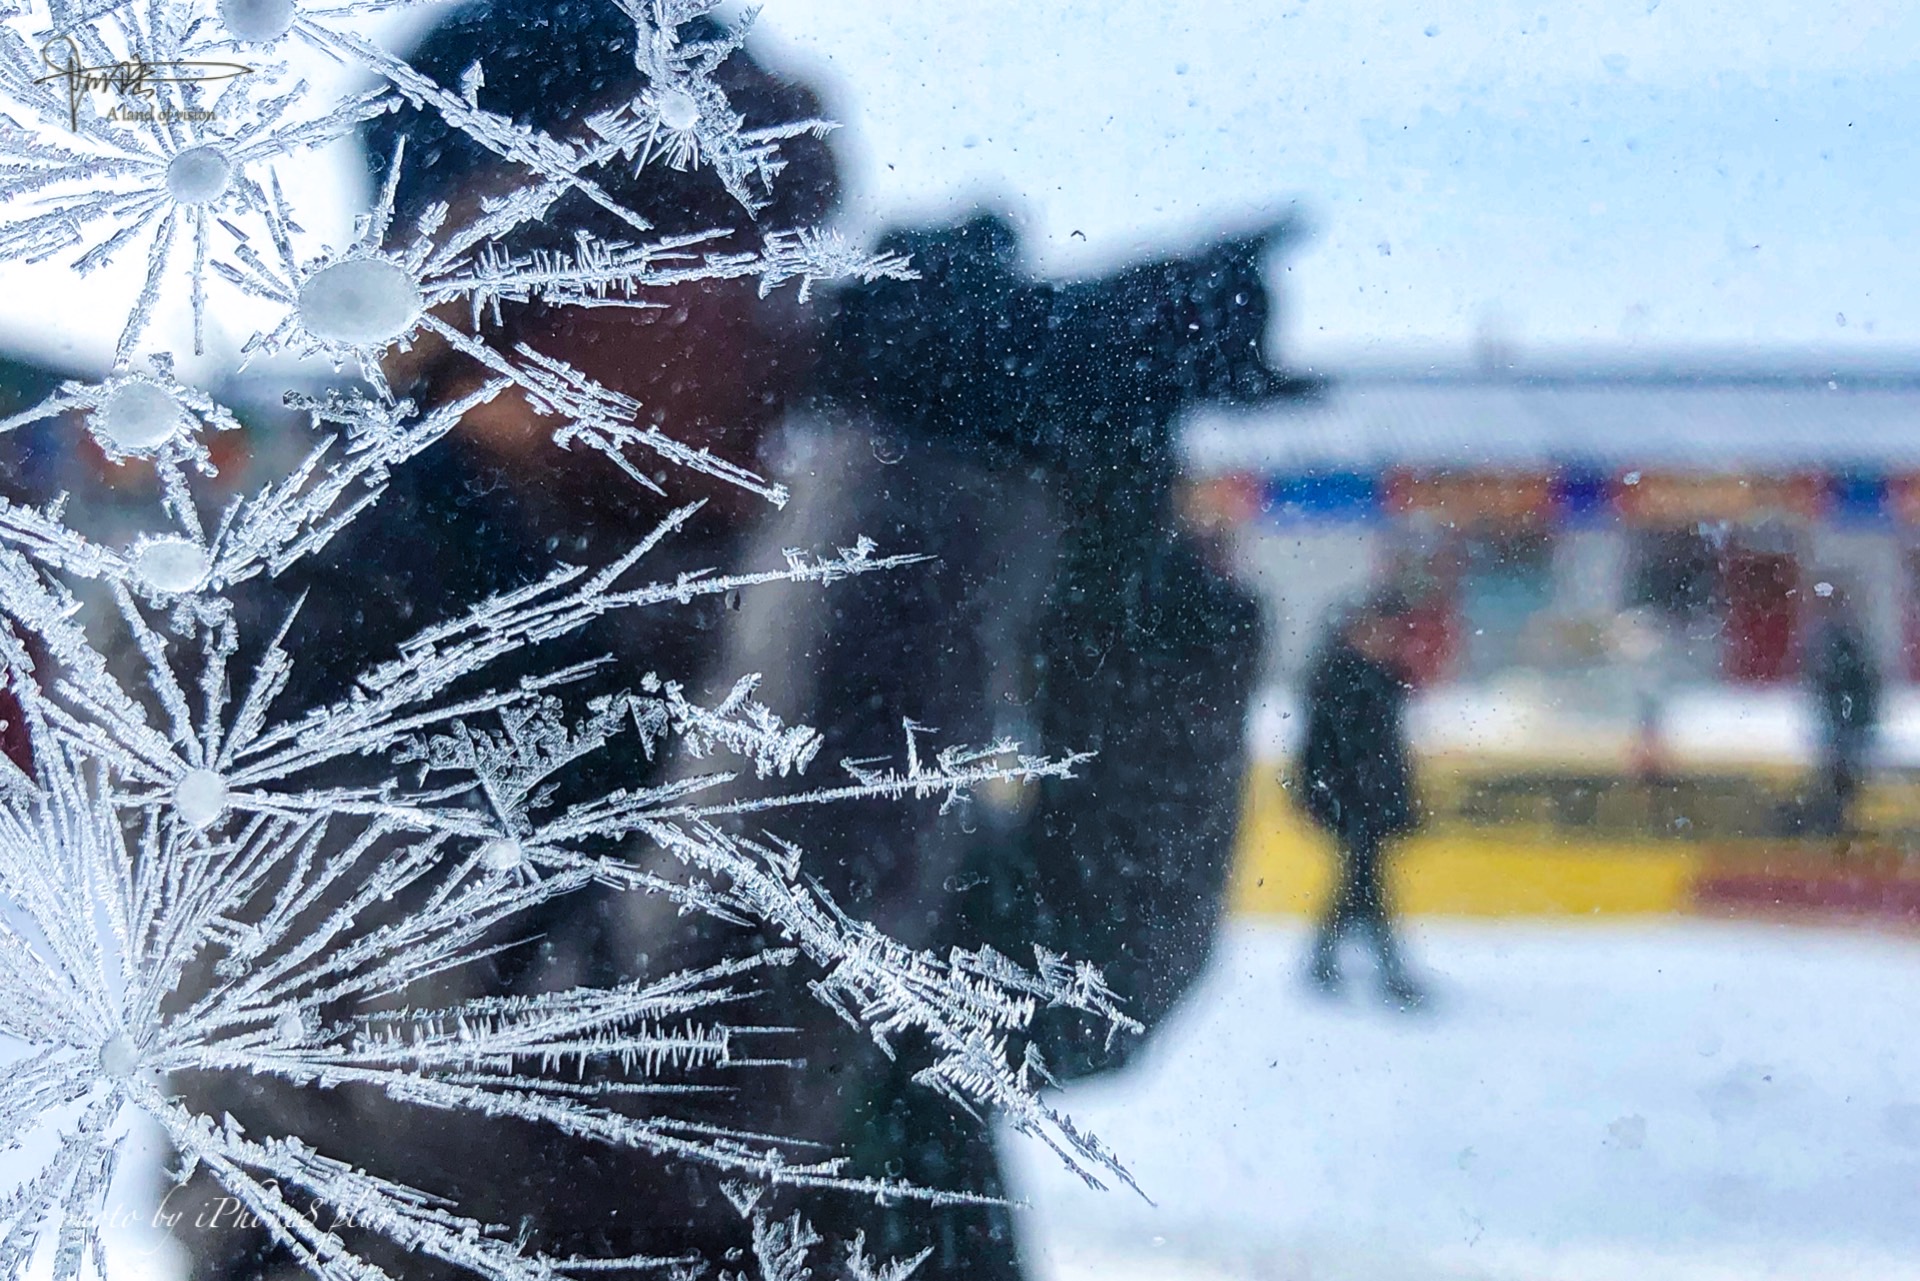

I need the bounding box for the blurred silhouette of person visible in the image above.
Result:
[1807,577,1879,837]
[1297,589,1425,1008]
[741,206,1307,1268]
[174,3,1306,1279]
[1611,605,1675,785]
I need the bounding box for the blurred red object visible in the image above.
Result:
[0,681,28,773]
[1723,549,1800,684]
[1397,597,1458,688]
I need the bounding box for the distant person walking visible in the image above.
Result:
[1807,578,1880,836]
[1297,591,1425,1008]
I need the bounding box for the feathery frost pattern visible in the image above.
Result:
[0,0,1139,1277]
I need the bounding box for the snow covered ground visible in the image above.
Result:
[1251,681,1920,770]
[1004,919,1920,1281]
[24,918,1920,1278]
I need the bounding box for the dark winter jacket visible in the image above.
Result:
[1810,616,1880,758]
[1298,639,1417,845]
[689,212,1290,1274]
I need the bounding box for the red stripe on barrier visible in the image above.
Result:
[1693,873,1920,924]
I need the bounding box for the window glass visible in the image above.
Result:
[0,3,1913,1280]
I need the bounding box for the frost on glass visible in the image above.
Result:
[0,2,1139,1277]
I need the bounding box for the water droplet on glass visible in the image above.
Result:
[275,1007,310,1044]
[870,435,906,465]
[99,1033,139,1080]
[174,768,230,829]
[219,0,295,41]
[655,87,700,131]
[134,537,211,594]
[479,838,525,873]
[298,257,423,347]
[166,146,232,204]
[96,381,186,451]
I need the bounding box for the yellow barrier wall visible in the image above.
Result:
[1231,768,1701,919]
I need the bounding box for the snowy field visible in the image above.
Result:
[1004,919,1920,1281]
[1251,682,1920,770]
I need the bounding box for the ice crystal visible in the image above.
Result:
[0,0,394,357]
[0,354,237,466]
[579,3,837,215]
[704,1183,931,1281]
[0,0,1139,1276]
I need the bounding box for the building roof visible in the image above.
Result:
[1181,369,1920,474]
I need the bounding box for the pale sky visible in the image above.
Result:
[752,0,1920,367]
[1,1,1913,374]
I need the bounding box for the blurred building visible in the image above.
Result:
[1184,365,1920,694]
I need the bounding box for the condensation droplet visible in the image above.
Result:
[219,0,296,42]
[96,381,186,451]
[870,435,906,465]
[134,537,211,594]
[99,1033,139,1080]
[175,768,230,828]
[479,838,525,873]
[166,146,232,204]
[298,257,423,347]
[655,87,700,131]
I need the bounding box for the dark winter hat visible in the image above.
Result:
[360,0,839,251]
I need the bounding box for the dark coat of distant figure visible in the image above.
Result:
[1807,599,1880,834]
[1299,636,1415,846]
[1296,614,1423,1005]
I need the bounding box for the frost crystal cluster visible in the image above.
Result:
[0,1,1138,1277]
